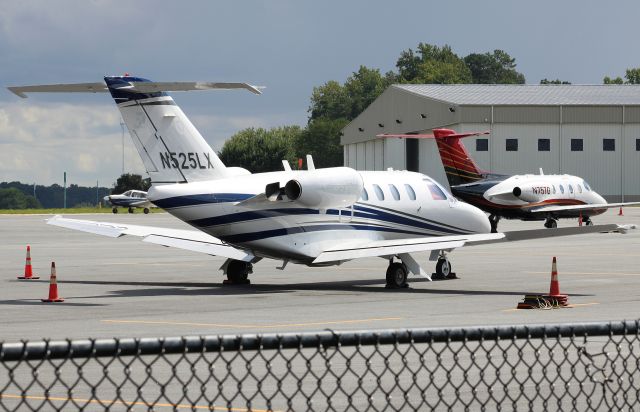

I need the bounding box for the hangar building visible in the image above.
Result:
[341,84,640,201]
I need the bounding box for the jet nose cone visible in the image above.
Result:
[462,202,491,233]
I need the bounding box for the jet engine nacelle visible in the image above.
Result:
[512,185,551,202]
[283,167,363,209]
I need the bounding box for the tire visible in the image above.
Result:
[227,260,251,283]
[385,262,408,288]
[112,207,118,214]
[128,207,134,214]
[585,219,593,226]
[143,208,150,214]
[549,220,557,229]
[435,258,452,277]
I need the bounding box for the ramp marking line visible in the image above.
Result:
[102,317,403,329]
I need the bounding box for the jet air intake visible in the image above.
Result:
[283,167,363,208]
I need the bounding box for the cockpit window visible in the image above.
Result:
[425,179,447,200]
[559,185,565,194]
[361,188,369,201]
[578,184,583,193]
[552,185,556,194]
[583,181,591,191]
[373,184,385,201]
[568,184,574,194]
[405,184,417,200]
[389,184,400,200]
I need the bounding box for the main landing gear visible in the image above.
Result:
[488,214,501,233]
[544,218,558,229]
[582,216,594,226]
[223,260,253,285]
[384,252,455,289]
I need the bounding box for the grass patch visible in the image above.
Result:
[0,207,164,215]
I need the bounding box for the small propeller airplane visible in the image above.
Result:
[379,129,640,232]
[104,189,155,214]
[7,76,634,288]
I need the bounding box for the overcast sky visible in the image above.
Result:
[1,0,639,186]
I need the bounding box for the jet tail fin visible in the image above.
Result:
[8,76,262,184]
[378,129,489,186]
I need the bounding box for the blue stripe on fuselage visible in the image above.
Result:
[153,193,254,209]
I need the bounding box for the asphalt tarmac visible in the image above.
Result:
[1,208,639,342]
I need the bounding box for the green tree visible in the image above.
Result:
[219,126,302,173]
[296,118,349,168]
[603,76,624,84]
[112,173,151,195]
[625,68,640,84]
[540,78,571,84]
[0,188,41,209]
[464,50,525,84]
[309,66,393,121]
[396,43,472,84]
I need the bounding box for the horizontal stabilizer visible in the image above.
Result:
[9,81,262,98]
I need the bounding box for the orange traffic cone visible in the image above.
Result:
[549,257,560,296]
[17,245,40,280]
[618,207,624,216]
[41,262,64,302]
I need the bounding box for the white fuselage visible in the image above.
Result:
[483,174,606,210]
[148,169,490,263]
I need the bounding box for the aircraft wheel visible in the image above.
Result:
[489,214,500,233]
[585,219,593,226]
[435,258,452,278]
[143,208,150,214]
[385,262,408,289]
[544,219,557,229]
[112,207,118,214]
[226,260,252,284]
[128,207,134,214]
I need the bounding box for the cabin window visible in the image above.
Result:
[568,184,574,194]
[538,138,550,151]
[405,184,417,200]
[389,184,401,200]
[505,138,518,151]
[361,188,369,201]
[559,185,565,194]
[571,139,583,151]
[373,184,385,201]
[425,179,447,200]
[603,138,615,151]
[476,138,488,151]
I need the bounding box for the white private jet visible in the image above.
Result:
[8,76,632,288]
[104,189,155,214]
[380,129,640,232]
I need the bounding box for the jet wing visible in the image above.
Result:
[530,202,640,214]
[46,216,255,262]
[312,224,629,264]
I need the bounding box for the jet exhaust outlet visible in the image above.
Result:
[284,180,302,201]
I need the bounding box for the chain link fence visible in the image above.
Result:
[1,320,639,411]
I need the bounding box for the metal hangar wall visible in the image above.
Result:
[341,84,640,201]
